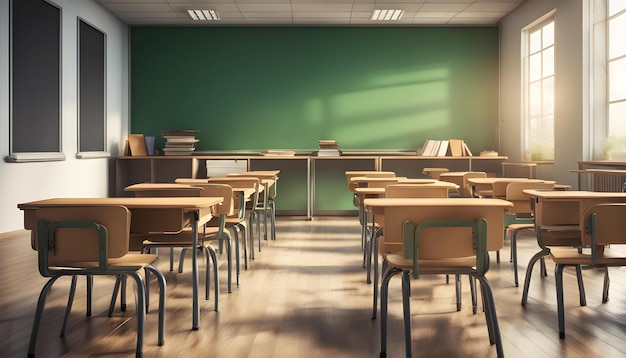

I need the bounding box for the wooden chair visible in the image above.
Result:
[370,184,451,319]
[462,171,487,197]
[504,181,555,286]
[125,183,232,309]
[205,176,261,264]
[28,205,166,357]
[377,199,510,358]
[550,203,626,339]
[229,171,279,247]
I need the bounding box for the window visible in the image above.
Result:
[7,0,64,163]
[606,1,626,158]
[77,18,109,159]
[523,15,555,162]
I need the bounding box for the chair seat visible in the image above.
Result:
[52,253,160,269]
[385,253,476,272]
[541,230,583,246]
[550,247,626,266]
[507,223,534,232]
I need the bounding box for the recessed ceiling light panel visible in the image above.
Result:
[371,9,404,21]
[188,9,220,21]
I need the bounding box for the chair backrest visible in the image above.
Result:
[175,180,234,216]
[403,217,490,277]
[207,176,260,218]
[505,181,555,214]
[127,183,203,197]
[378,185,450,228]
[228,171,278,200]
[461,172,487,197]
[379,199,509,256]
[583,203,626,247]
[366,177,403,188]
[33,205,131,272]
[491,179,545,199]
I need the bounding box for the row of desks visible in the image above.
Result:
[17,170,281,332]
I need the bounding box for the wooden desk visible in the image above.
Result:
[229,171,279,241]
[467,177,550,198]
[355,181,460,283]
[365,198,512,253]
[18,196,223,330]
[364,197,512,354]
[520,190,626,305]
[522,190,626,231]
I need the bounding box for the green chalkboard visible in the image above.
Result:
[131,27,499,153]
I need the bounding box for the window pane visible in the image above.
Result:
[609,0,626,17]
[529,53,542,81]
[609,57,626,101]
[609,12,626,59]
[543,46,554,77]
[543,76,555,114]
[529,81,542,116]
[529,29,541,53]
[542,21,554,48]
[609,101,626,137]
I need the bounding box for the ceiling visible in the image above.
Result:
[94,0,527,26]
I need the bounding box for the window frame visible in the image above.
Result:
[522,12,556,162]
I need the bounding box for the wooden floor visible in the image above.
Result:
[2,216,626,358]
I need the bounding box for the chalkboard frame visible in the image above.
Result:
[76,17,109,159]
[6,0,65,163]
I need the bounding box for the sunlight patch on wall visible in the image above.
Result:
[335,109,450,148]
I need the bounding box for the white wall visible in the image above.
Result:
[0,0,128,233]
[499,0,587,186]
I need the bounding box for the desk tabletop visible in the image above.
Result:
[354,181,459,196]
[18,197,223,210]
[523,190,626,199]
[364,197,513,208]
[467,177,547,185]
[124,183,200,192]
[345,171,395,177]
[439,171,472,178]
[231,170,280,178]
[349,176,406,183]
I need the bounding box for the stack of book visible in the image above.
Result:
[420,139,473,157]
[317,140,341,156]
[161,130,199,156]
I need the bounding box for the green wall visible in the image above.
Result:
[131,27,499,153]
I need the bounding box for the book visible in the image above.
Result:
[449,139,464,157]
[128,134,147,156]
[163,136,199,144]
[420,140,432,156]
[421,140,436,156]
[318,139,341,156]
[436,140,449,156]
[463,141,473,156]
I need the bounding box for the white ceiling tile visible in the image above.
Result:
[419,3,469,11]
[242,11,292,17]
[237,3,292,11]
[455,11,507,18]
[414,11,459,18]
[292,3,355,12]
